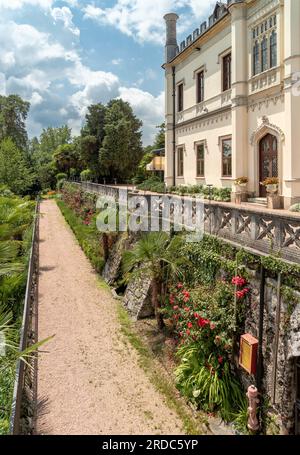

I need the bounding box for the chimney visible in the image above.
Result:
[164,13,179,63]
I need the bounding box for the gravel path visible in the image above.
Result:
[36,200,184,435]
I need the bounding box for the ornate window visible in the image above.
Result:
[253,41,260,76]
[177,146,184,177]
[270,30,277,68]
[261,36,268,72]
[196,143,205,177]
[221,137,232,177]
[251,14,277,77]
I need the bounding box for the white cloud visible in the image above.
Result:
[0,0,53,10]
[83,0,218,44]
[30,91,43,106]
[118,87,164,145]
[0,73,6,95]
[111,58,123,65]
[51,6,80,36]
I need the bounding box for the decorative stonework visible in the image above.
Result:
[248,93,284,113]
[250,115,285,145]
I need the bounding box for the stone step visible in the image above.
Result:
[248,197,267,207]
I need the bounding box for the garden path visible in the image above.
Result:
[36,200,184,435]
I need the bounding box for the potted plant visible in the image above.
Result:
[261,177,279,194]
[234,176,248,191]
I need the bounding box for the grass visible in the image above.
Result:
[56,200,105,273]
[116,304,207,435]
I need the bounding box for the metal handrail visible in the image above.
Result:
[9,199,40,435]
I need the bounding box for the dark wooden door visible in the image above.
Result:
[259,134,278,197]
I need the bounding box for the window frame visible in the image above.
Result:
[221,136,232,178]
[177,83,184,112]
[196,70,204,104]
[195,142,205,177]
[270,30,277,68]
[222,53,231,92]
[177,146,184,177]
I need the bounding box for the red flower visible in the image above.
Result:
[186,329,191,336]
[218,356,223,364]
[184,307,190,312]
[187,322,193,329]
[194,312,199,319]
[179,331,183,337]
[173,305,179,311]
[232,276,247,287]
[182,290,190,298]
[210,322,216,330]
[236,290,245,299]
[177,282,183,289]
[183,296,190,303]
[197,317,210,328]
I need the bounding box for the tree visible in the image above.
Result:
[0,139,35,195]
[53,143,80,175]
[99,100,143,182]
[30,125,72,189]
[0,95,30,151]
[79,103,107,177]
[122,232,185,330]
[153,123,165,150]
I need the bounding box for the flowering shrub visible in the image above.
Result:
[165,276,250,420]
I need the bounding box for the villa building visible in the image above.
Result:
[163,0,300,209]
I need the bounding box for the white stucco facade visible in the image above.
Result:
[164,0,300,209]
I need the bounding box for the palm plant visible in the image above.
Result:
[122,232,186,329]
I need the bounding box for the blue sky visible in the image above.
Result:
[0,0,217,144]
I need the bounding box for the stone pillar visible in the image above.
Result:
[283,0,300,208]
[164,14,178,188]
[229,2,248,196]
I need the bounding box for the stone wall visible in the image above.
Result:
[239,271,300,434]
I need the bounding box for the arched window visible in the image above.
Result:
[270,31,277,68]
[261,36,268,72]
[253,40,260,76]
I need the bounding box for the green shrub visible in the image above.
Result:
[56,178,66,191]
[175,343,246,421]
[289,203,300,212]
[57,200,105,273]
[56,172,67,182]
[80,169,93,182]
[137,176,165,193]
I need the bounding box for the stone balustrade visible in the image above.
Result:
[74,181,300,265]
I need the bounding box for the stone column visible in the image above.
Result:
[229,1,248,198]
[164,14,178,188]
[283,0,300,208]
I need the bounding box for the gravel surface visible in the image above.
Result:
[36,200,184,435]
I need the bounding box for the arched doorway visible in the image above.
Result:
[259,133,278,197]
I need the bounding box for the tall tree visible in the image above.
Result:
[30,125,72,189]
[0,139,35,195]
[99,100,143,182]
[153,123,165,149]
[0,95,30,150]
[80,103,107,177]
[53,143,80,175]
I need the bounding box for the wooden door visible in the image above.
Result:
[259,134,278,197]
